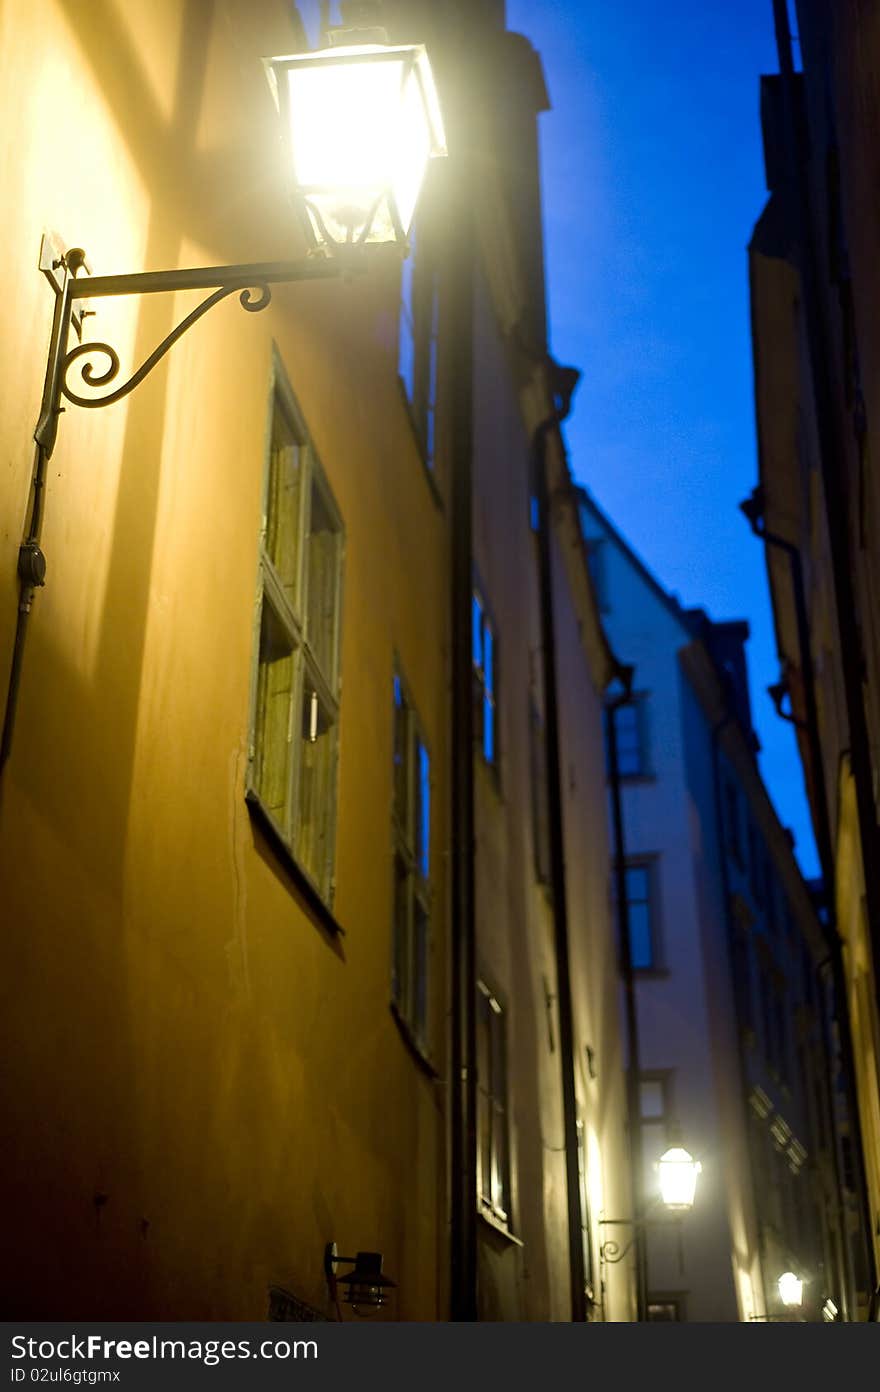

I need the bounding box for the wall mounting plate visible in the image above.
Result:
[39,232,91,338]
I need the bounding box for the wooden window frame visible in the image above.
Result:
[246,354,344,912]
[477,980,514,1231]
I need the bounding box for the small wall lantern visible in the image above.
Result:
[778,1271,804,1308]
[324,1242,396,1314]
[656,1144,702,1212]
[265,38,446,253]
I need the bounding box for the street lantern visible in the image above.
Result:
[324,1243,396,1314]
[266,42,447,253]
[656,1145,702,1211]
[778,1271,804,1308]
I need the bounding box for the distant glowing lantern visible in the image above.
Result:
[266,42,447,252]
[656,1145,702,1211]
[778,1271,804,1308]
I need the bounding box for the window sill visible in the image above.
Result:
[246,790,345,939]
[478,1208,523,1247]
[397,376,443,511]
[390,1001,440,1080]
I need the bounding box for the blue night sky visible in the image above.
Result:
[506,0,817,876]
[300,2,817,876]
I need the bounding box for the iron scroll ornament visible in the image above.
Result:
[32,247,354,459]
[60,282,273,411]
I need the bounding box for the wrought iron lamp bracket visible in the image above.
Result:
[34,239,357,459]
[599,1198,675,1265]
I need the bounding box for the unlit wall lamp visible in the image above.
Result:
[324,1242,396,1314]
[0,10,446,771]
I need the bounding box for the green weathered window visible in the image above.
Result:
[249,368,343,906]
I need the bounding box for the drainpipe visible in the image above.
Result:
[770,0,880,1086]
[815,955,855,1321]
[446,8,478,1325]
[605,665,648,1322]
[532,359,588,1321]
[740,487,873,1307]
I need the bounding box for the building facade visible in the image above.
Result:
[580,490,842,1321]
[0,0,633,1320]
[747,0,880,1313]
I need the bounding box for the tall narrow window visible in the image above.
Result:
[477,982,512,1228]
[621,861,659,970]
[248,374,343,906]
[612,696,650,778]
[472,589,498,770]
[576,1117,596,1306]
[391,669,431,1055]
[398,220,439,470]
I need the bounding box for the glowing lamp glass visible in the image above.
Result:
[656,1146,702,1210]
[268,44,446,251]
[778,1271,803,1308]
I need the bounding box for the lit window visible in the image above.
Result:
[477,982,512,1228]
[472,589,498,770]
[622,862,659,970]
[391,668,432,1054]
[398,219,440,470]
[248,372,343,906]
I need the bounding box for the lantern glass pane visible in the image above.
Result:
[279,44,445,249]
[657,1146,699,1209]
[778,1272,803,1307]
[391,61,433,237]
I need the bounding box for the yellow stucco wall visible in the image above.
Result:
[0,0,448,1319]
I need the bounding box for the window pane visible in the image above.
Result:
[295,679,336,894]
[625,865,649,906]
[417,739,430,879]
[616,704,642,776]
[266,406,303,603]
[628,902,654,969]
[398,249,416,400]
[483,694,495,764]
[254,600,295,830]
[640,1080,665,1120]
[492,1098,510,1219]
[472,594,483,668]
[305,481,340,682]
[477,992,492,1206]
[484,623,494,697]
